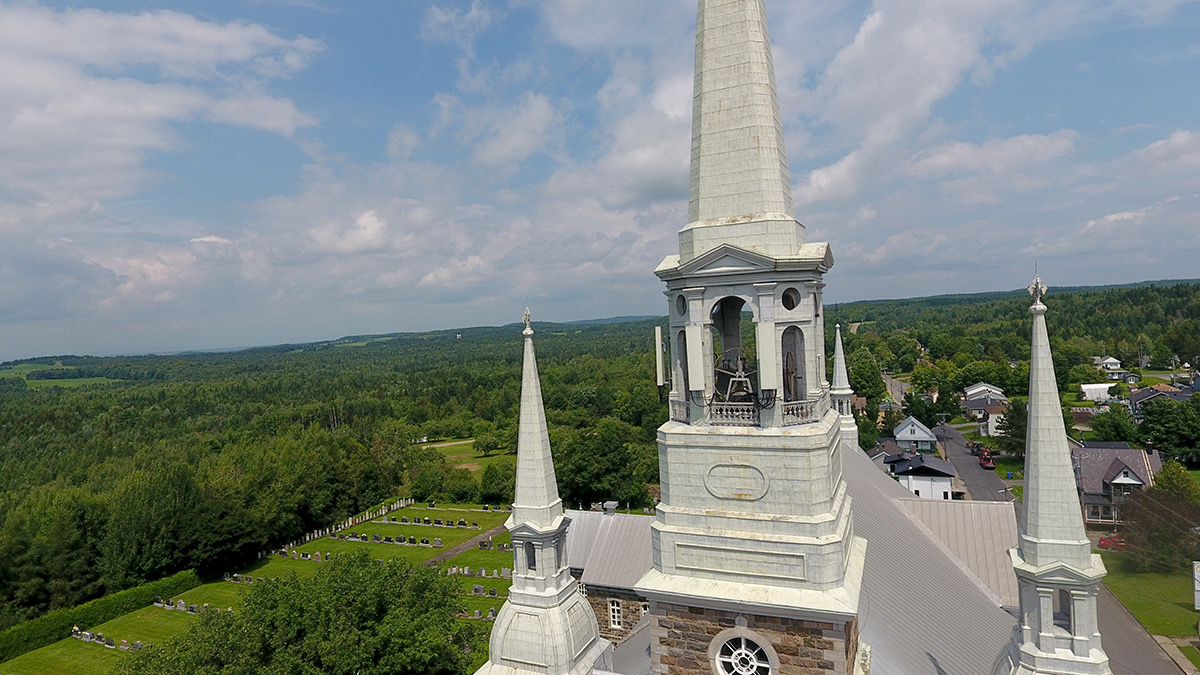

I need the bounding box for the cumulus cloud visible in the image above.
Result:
[471,93,565,167]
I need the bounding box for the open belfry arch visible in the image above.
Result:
[638,0,868,673]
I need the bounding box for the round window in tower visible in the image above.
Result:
[676,294,688,316]
[781,287,802,311]
[716,636,772,675]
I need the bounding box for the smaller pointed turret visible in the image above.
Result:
[474,311,610,675]
[512,309,563,530]
[996,277,1110,675]
[831,324,853,416]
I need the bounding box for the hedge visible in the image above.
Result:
[0,570,201,663]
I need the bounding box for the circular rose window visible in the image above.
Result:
[716,636,772,675]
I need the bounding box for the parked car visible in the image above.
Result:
[1098,536,1125,550]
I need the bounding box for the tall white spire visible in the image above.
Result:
[475,312,611,675]
[677,0,806,262]
[996,277,1110,675]
[512,309,563,530]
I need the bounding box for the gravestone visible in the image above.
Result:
[401,516,409,524]
[176,600,186,611]
[120,639,130,651]
[473,610,481,619]
[105,637,115,648]
[505,505,512,512]
[223,573,231,581]
[458,519,467,527]
[464,567,473,576]
[501,568,511,578]
[423,517,431,525]
[482,505,490,511]
[420,538,429,546]
[245,576,254,585]
[82,631,94,642]
[164,600,174,610]
[488,588,497,597]
[360,534,369,542]
[300,552,310,560]
[472,522,479,529]
[95,633,104,643]
[433,538,442,548]
[473,584,485,595]
[478,567,486,577]
[492,570,499,577]
[373,534,381,542]
[232,573,242,583]
[428,501,435,508]
[478,540,490,550]
[433,519,443,526]
[290,550,297,559]
[329,533,337,539]
[257,577,264,583]
[408,536,417,544]
[187,604,198,614]
[384,536,393,543]
[133,641,143,650]
[389,516,396,522]
[487,607,496,620]
[314,552,323,561]
[154,596,164,607]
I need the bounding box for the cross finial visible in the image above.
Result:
[1028,274,1048,304]
[522,307,532,335]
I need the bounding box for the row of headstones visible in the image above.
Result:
[470,585,505,597]
[153,597,211,614]
[448,566,511,579]
[330,532,443,547]
[262,498,415,559]
[383,516,477,528]
[479,504,512,512]
[72,628,142,651]
[477,539,513,552]
[464,608,498,620]
[284,550,333,560]
[225,573,272,583]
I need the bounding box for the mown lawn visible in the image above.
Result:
[0,607,195,675]
[1100,552,1197,637]
[430,442,517,477]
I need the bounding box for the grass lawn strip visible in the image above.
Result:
[0,636,123,675]
[1100,552,1197,637]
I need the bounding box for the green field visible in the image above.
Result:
[0,364,121,389]
[430,441,517,476]
[1100,552,1197,637]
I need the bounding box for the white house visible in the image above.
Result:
[889,453,957,500]
[894,415,937,451]
[1080,382,1117,402]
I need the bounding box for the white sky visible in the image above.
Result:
[1,0,1198,360]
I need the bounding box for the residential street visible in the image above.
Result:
[882,371,909,403]
[936,423,1017,514]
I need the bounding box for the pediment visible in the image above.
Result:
[677,244,775,277]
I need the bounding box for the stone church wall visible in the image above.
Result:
[585,586,647,644]
[650,601,858,675]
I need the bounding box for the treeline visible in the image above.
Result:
[0,320,663,632]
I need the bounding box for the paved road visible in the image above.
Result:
[937,423,1014,511]
[423,521,507,567]
[881,371,909,403]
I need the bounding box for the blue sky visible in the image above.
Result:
[1,0,1199,360]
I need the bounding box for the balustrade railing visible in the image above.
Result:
[781,392,828,427]
[709,402,760,426]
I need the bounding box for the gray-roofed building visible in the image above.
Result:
[1073,442,1162,526]
[560,508,655,644]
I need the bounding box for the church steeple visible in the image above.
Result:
[678,0,806,262]
[832,323,853,415]
[474,312,610,675]
[996,277,1110,675]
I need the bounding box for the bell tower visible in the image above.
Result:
[636,2,866,674]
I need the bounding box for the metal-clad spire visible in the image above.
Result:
[678,0,805,261]
[1020,277,1090,568]
[832,324,852,396]
[511,309,563,530]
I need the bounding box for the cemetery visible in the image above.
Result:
[0,502,515,674]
